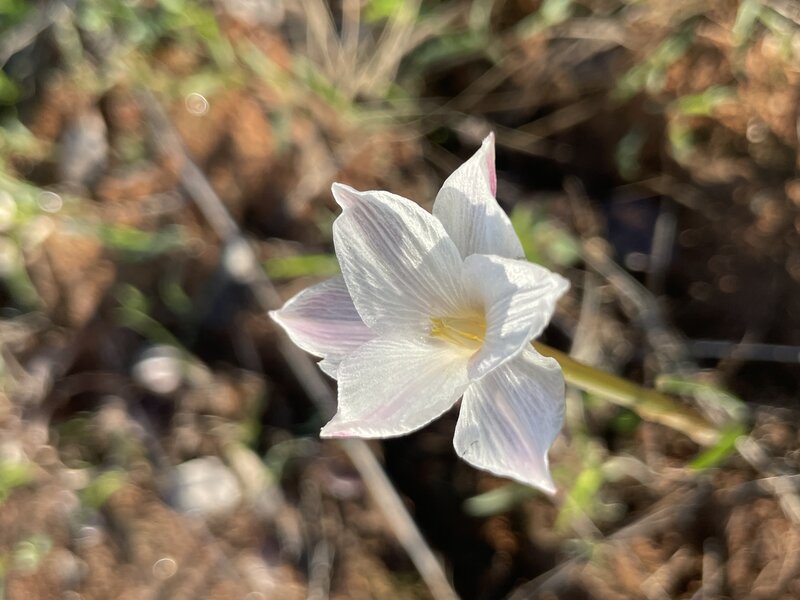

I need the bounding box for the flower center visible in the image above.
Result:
[430,313,486,351]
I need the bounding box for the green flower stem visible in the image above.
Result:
[533,342,720,446]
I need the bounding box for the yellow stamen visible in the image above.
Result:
[430,313,486,350]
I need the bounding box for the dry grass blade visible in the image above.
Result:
[290,0,461,100]
[299,0,338,76]
[735,436,800,525]
[356,0,422,94]
[690,538,722,600]
[641,546,697,600]
[137,90,460,600]
[340,0,362,83]
[581,237,688,370]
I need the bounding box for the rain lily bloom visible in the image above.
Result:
[271,134,569,493]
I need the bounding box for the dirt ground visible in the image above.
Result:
[1,1,800,599]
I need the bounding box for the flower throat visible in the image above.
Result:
[430,313,486,350]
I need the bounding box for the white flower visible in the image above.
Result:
[271,134,569,493]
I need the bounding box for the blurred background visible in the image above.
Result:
[1,0,800,598]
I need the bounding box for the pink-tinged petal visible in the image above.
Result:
[320,336,469,438]
[463,254,569,380]
[454,348,565,493]
[331,183,469,333]
[486,136,497,196]
[432,133,524,259]
[270,276,375,377]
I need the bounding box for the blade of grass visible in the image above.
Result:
[689,424,745,471]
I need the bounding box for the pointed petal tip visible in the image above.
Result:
[319,428,348,439]
[495,463,558,495]
[476,131,495,161]
[455,350,564,496]
[268,306,295,330]
[531,471,558,496]
[554,272,571,295]
[481,132,497,196]
[542,482,557,496]
[331,182,359,209]
[493,460,558,495]
[320,412,355,437]
[319,422,342,438]
[317,357,338,379]
[320,418,362,438]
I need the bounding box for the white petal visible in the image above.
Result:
[454,349,564,493]
[332,183,468,333]
[317,357,339,378]
[270,276,375,377]
[463,254,569,380]
[320,336,469,438]
[433,133,524,260]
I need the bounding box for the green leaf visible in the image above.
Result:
[511,206,580,267]
[517,0,574,34]
[656,374,748,422]
[0,118,45,159]
[732,0,763,47]
[365,0,412,23]
[0,71,20,105]
[79,470,127,509]
[556,464,605,530]
[610,409,641,436]
[99,224,186,261]
[11,535,52,574]
[666,118,694,163]
[76,1,112,33]
[689,423,746,471]
[1,248,42,311]
[114,284,184,348]
[159,279,192,316]
[264,254,340,279]
[463,483,537,516]
[671,86,735,116]
[114,283,150,315]
[0,461,33,503]
[614,27,695,99]
[616,127,646,180]
[0,0,34,26]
